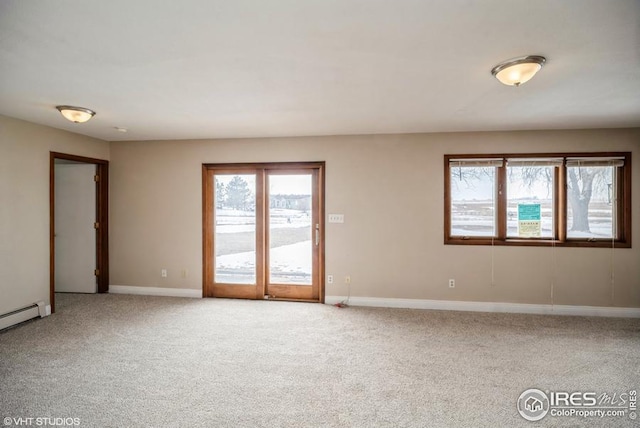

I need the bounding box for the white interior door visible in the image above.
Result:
[55,162,97,293]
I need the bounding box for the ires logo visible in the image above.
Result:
[518,389,637,421]
[550,391,632,407]
[549,392,597,407]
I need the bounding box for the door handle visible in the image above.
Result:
[315,224,320,246]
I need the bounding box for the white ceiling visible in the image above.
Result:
[1,0,639,142]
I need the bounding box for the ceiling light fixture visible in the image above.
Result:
[56,105,96,123]
[491,55,546,87]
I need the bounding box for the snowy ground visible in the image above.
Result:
[451,220,613,238]
[451,200,614,238]
[216,208,310,233]
[214,207,313,284]
[216,240,312,285]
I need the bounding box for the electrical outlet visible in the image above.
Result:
[449,279,455,288]
[327,275,334,284]
[345,275,351,284]
[161,269,167,278]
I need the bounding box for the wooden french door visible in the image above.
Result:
[203,162,324,302]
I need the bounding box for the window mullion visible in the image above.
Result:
[557,165,566,242]
[616,165,624,241]
[497,164,507,240]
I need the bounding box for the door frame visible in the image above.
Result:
[202,162,325,302]
[50,152,109,313]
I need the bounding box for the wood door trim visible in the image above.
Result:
[317,165,325,303]
[203,167,263,299]
[209,284,261,299]
[202,162,325,302]
[50,152,109,313]
[202,165,212,298]
[255,170,266,299]
[265,284,314,300]
[204,162,325,170]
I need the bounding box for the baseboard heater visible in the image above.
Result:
[0,302,50,331]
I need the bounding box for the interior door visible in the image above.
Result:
[204,163,324,302]
[54,162,97,293]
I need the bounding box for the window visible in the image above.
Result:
[444,153,631,247]
[449,160,499,237]
[505,158,562,239]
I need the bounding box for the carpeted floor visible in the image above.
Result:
[0,293,638,427]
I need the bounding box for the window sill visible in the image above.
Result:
[445,237,631,248]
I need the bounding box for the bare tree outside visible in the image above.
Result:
[450,163,615,238]
[507,166,554,237]
[450,166,496,236]
[566,166,613,235]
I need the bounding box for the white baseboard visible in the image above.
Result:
[109,285,201,298]
[105,288,639,318]
[324,296,640,318]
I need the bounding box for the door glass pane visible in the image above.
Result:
[567,166,615,239]
[450,166,496,237]
[214,174,256,284]
[507,166,554,238]
[268,174,312,285]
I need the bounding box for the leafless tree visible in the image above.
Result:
[452,165,611,233]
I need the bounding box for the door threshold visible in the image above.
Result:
[264,297,321,303]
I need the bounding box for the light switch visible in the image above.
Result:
[328,214,344,223]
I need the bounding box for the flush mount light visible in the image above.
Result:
[491,55,546,86]
[56,105,96,123]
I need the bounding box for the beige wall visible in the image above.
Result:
[0,116,109,315]
[110,128,640,308]
[2,117,635,317]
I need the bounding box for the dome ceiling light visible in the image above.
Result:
[56,105,96,123]
[491,56,546,86]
